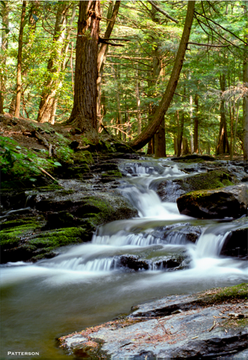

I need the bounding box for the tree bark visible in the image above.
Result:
[97,1,120,127]
[37,2,70,123]
[176,110,184,156]
[0,2,9,114]
[194,93,199,153]
[243,1,248,160]
[135,66,142,135]
[67,0,101,143]
[14,1,26,118]
[155,120,166,157]
[216,73,230,155]
[130,1,195,150]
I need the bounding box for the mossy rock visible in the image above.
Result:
[178,169,235,192]
[198,283,248,304]
[171,154,215,162]
[101,170,122,183]
[0,218,43,250]
[177,184,247,219]
[28,227,86,248]
[73,150,94,165]
[153,169,235,203]
[0,226,87,263]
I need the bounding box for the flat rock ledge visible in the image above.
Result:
[59,284,248,359]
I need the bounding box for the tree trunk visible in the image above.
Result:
[114,65,124,140]
[216,74,230,155]
[182,137,190,155]
[66,0,100,143]
[176,110,184,157]
[14,1,26,118]
[135,66,142,135]
[37,2,70,123]
[194,93,199,153]
[130,1,195,150]
[243,1,248,160]
[97,1,120,127]
[155,120,166,157]
[0,2,9,114]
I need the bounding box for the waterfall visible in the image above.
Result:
[196,229,230,258]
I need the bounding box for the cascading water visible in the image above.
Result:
[0,159,247,360]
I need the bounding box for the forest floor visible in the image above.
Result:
[0,113,244,161]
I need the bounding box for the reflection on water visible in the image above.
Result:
[1,160,247,360]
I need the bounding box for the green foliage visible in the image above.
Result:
[0,136,41,181]
[1,0,247,155]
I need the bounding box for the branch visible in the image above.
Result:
[99,38,124,46]
[100,38,130,41]
[147,0,178,23]
[194,10,248,45]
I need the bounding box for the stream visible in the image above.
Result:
[0,159,248,360]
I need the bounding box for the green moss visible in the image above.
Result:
[28,227,86,249]
[84,196,113,217]
[0,219,41,249]
[180,170,234,193]
[73,150,94,165]
[199,283,248,305]
[102,170,122,178]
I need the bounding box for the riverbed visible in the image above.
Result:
[1,159,247,360]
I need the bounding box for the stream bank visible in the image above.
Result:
[1,116,248,360]
[60,283,248,359]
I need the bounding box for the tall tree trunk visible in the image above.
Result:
[229,103,234,160]
[130,1,195,150]
[0,2,9,114]
[216,74,230,155]
[135,66,142,135]
[67,0,101,143]
[177,110,184,156]
[243,1,248,160]
[97,1,120,127]
[155,120,166,157]
[194,93,199,153]
[37,2,70,123]
[114,65,124,140]
[189,88,193,153]
[147,48,161,154]
[15,1,26,118]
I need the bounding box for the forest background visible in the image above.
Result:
[0,0,248,160]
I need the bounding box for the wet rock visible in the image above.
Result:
[119,161,165,176]
[117,254,184,272]
[220,219,248,258]
[171,154,216,162]
[162,224,202,244]
[177,184,248,219]
[59,284,248,359]
[118,255,149,271]
[151,169,236,202]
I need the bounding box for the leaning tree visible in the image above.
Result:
[130,1,195,150]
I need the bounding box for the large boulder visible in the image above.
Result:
[177,184,248,219]
[220,218,248,258]
[151,169,236,202]
[0,183,138,263]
